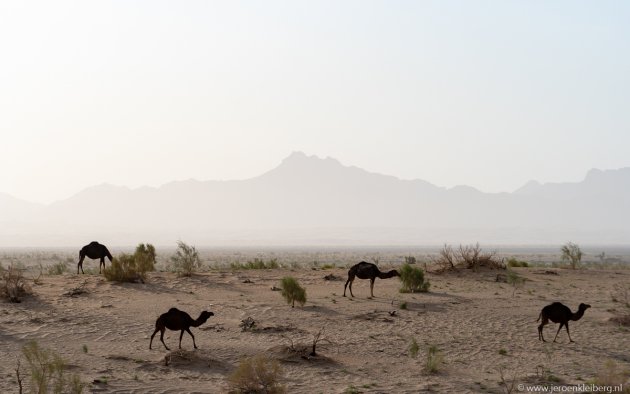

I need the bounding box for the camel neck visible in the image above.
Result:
[571,309,585,321]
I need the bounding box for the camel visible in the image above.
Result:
[77,241,113,274]
[150,308,214,351]
[537,302,591,343]
[343,261,399,298]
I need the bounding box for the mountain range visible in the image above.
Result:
[1,152,629,246]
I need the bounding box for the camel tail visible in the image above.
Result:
[536,311,542,322]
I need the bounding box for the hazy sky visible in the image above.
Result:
[1,1,629,204]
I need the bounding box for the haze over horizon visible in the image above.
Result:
[2,1,629,204]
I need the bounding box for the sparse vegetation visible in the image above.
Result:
[506,270,525,297]
[47,261,68,275]
[592,360,630,391]
[230,258,279,270]
[280,276,306,308]
[170,240,201,276]
[498,365,519,394]
[409,337,419,358]
[1,263,30,302]
[227,354,286,394]
[399,263,430,293]
[343,385,361,394]
[433,243,503,272]
[506,257,529,268]
[424,344,443,374]
[561,242,582,269]
[611,283,630,308]
[404,256,417,265]
[399,301,408,310]
[21,340,85,394]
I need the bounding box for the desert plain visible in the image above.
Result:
[1,247,629,393]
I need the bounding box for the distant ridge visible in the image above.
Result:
[1,153,629,246]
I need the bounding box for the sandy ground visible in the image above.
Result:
[1,262,629,393]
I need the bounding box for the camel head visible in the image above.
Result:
[382,269,399,279]
[578,303,591,311]
[198,311,214,324]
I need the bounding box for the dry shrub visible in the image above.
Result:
[610,283,630,327]
[22,340,85,394]
[47,261,68,275]
[432,244,456,271]
[170,240,201,276]
[1,263,31,303]
[228,354,286,394]
[433,243,503,272]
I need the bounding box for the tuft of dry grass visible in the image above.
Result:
[0,263,31,303]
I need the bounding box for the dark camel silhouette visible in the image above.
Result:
[343,261,399,298]
[77,241,113,274]
[537,302,591,343]
[150,308,214,350]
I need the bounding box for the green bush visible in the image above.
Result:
[399,264,430,293]
[170,241,201,276]
[506,257,529,267]
[22,340,85,394]
[134,243,156,272]
[227,354,285,394]
[280,277,306,308]
[103,243,156,282]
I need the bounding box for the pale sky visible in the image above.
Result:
[1,1,629,204]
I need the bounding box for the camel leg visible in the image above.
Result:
[100,257,105,274]
[150,328,159,349]
[159,328,170,350]
[565,323,574,343]
[77,255,85,274]
[552,323,564,343]
[179,330,185,349]
[186,328,197,349]
[369,278,375,298]
[538,318,548,342]
[343,276,354,297]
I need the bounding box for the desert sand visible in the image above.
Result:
[1,251,629,393]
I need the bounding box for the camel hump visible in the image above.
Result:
[167,307,181,313]
[89,241,100,245]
